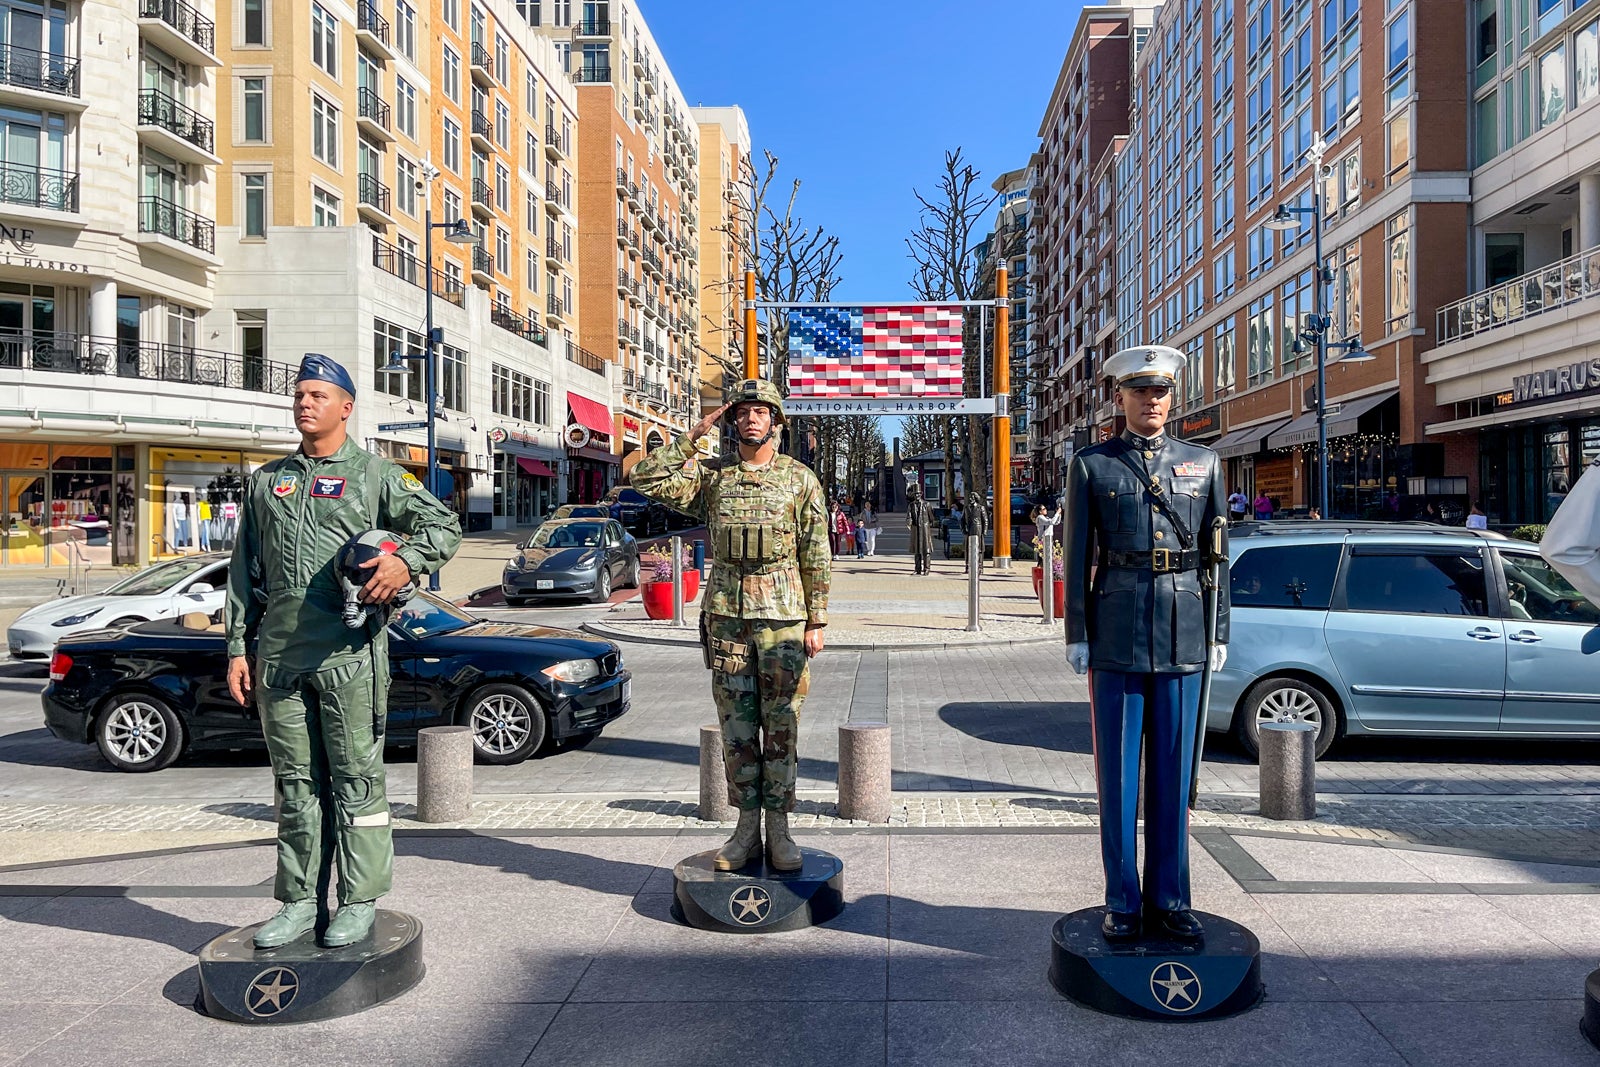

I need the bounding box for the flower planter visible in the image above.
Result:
[640,569,700,620]
[1032,566,1064,615]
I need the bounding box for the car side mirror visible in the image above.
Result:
[185,582,214,597]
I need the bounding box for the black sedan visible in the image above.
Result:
[40,593,631,772]
[502,518,640,605]
[605,487,668,536]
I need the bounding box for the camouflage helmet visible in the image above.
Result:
[723,378,787,427]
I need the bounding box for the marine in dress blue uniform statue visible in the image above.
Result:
[1063,346,1231,943]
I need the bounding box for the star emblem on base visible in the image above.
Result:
[729,885,772,925]
[1149,961,1201,1012]
[245,966,300,1017]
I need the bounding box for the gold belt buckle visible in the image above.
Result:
[1151,548,1173,571]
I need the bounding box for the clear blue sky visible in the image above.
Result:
[647,1,1086,445]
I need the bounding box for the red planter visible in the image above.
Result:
[640,569,700,620]
[1032,566,1064,615]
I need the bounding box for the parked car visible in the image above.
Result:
[502,518,639,605]
[7,554,228,660]
[547,504,610,522]
[1209,521,1599,759]
[604,486,668,536]
[40,591,631,772]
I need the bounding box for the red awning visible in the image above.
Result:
[567,393,614,438]
[516,457,555,478]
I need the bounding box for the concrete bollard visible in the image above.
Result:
[838,723,892,823]
[1259,721,1317,821]
[416,725,474,823]
[699,723,732,822]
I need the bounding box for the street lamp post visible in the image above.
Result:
[383,205,476,591]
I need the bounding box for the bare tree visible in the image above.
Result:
[907,148,997,509]
[899,414,943,458]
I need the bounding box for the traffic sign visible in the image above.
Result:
[377,421,429,432]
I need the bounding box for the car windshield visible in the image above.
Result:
[389,592,475,639]
[104,557,216,596]
[529,522,604,548]
[613,490,644,504]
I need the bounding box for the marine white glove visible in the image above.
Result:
[1065,642,1089,675]
[1210,644,1227,672]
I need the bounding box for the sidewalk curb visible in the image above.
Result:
[579,619,1060,651]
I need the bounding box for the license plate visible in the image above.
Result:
[621,680,631,704]
[536,579,554,590]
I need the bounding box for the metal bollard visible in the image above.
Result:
[670,534,685,627]
[965,533,981,632]
[1258,721,1317,821]
[416,725,474,823]
[1041,532,1055,626]
[837,723,892,823]
[692,537,706,577]
[698,723,732,821]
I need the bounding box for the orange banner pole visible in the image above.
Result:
[993,266,1011,569]
[743,270,758,380]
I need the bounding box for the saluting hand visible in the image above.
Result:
[690,403,730,442]
[360,553,414,604]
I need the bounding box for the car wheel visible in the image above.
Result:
[1234,676,1340,761]
[106,617,142,629]
[95,693,185,772]
[505,596,530,607]
[464,683,548,764]
[624,555,641,588]
[591,566,612,604]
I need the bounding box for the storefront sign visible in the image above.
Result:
[622,415,641,441]
[1174,406,1220,439]
[1505,358,1600,407]
[489,425,548,449]
[487,426,509,444]
[564,424,592,449]
[785,397,998,415]
[0,224,89,272]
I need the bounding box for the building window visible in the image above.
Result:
[443,46,461,103]
[517,0,539,26]
[396,156,417,216]
[241,77,265,141]
[493,364,535,420]
[1213,318,1236,394]
[311,3,338,78]
[441,0,458,30]
[444,187,462,224]
[534,378,550,424]
[238,311,266,383]
[495,162,509,211]
[375,318,424,400]
[495,35,509,82]
[395,0,416,60]
[442,116,461,172]
[1247,294,1275,386]
[1280,269,1314,374]
[552,0,571,26]
[1385,8,1411,111]
[526,189,538,233]
[525,130,538,175]
[440,343,466,411]
[1578,20,1600,106]
[396,78,416,139]
[495,100,510,149]
[1385,211,1411,333]
[526,246,538,288]
[495,225,509,274]
[1329,239,1361,339]
[1213,246,1236,298]
[562,273,573,315]
[242,172,267,237]
[311,95,338,166]
[312,185,339,226]
[1183,337,1204,407]
[1540,45,1567,128]
[243,0,267,45]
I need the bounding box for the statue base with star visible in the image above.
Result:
[671,847,844,934]
[195,909,424,1024]
[1047,907,1263,1021]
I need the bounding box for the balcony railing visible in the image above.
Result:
[0,330,293,394]
[1436,246,1600,345]
[138,88,214,154]
[355,0,390,46]
[490,304,548,346]
[471,177,494,210]
[470,109,493,142]
[575,18,611,35]
[546,178,561,205]
[138,195,213,253]
[371,235,464,306]
[574,64,611,83]
[357,86,391,132]
[0,161,77,212]
[545,123,564,154]
[138,0,216,55]
[472,245,494,276]
[546,234,562,260]
[566,341,605,376]
[548,292,562,314]
[470,41,494,79]
[0,42,78,97]
[358,172,390,215]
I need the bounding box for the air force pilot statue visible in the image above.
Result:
[1063,346,1230,943]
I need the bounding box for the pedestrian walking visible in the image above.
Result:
[853,508,867,558]
[1465,502,1488,530]
[860,502,881,556]
[1227,486,1248,524]
[1253,490,1274,521]
[831,501,852,558]
[828,501,843,558]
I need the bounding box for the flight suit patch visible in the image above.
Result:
[310,476,346,498]
[400,473,424,493]
[272,473,298,498]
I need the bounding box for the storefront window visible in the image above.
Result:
[150,448,257,558]
[1543,426,1571,519]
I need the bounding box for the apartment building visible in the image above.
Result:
[692,105,750,414]
[0,0,298,573]
[973,167,1032,493]
[209,0,615,532]
[1422,0,1600,525]
[519,0,701,469]
[1035,0,1472,519]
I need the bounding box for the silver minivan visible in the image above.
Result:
[1207,522,1600,759]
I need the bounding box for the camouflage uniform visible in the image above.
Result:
[630,432,830,812]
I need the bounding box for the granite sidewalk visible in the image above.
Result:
[1,826,1596,1066]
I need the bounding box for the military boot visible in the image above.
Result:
[764,810,803,871]
[322,901,377,947]
[253,900,318,949]
[713,808,762,871]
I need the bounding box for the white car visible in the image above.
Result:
[7,554,229,661]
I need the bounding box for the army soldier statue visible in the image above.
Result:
[225,355,461,949]
[1063,346,1230,943]
[630,379,830,872]
[907,481,935,575]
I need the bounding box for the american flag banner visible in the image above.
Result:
[786,305,965,397]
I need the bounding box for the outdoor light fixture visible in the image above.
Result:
[1263,205,1300,231]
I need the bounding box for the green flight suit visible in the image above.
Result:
[225,437,460,906]
[629,433,830,811]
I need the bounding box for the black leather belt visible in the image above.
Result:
[1103,549,1200,573]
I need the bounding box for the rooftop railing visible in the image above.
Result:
[1435,246,1600,345]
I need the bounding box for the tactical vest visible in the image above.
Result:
[710,459,794,570]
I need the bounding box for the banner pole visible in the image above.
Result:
[993,265,1012,571]
[743,270,758,380]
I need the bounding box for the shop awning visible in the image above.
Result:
[516,457,555,478]
[1212,419,1291,459]
[566,393,614,438]
[1267,390,1397,450]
